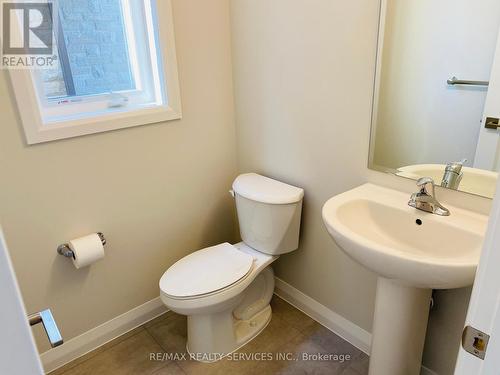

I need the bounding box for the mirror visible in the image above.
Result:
[369,0,500,198]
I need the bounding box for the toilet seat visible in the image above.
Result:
[160,243,254,299]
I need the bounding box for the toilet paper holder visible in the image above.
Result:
[57,232,106,259]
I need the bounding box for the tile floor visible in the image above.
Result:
[49,296,369,375]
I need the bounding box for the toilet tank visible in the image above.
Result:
[232,173,304,255]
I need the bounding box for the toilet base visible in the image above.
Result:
[185,266,275,362]
[186,305,272,362]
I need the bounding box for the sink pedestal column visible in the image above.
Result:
[369,277,432,375]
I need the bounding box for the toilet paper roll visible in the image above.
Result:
[69,233,105,269]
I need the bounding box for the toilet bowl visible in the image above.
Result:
[159,173,304,361]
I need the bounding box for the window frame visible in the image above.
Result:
[8,0,182,144]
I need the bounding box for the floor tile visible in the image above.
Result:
[270,295,316,333]
[177,357,257,375]
[240,314,302,354]
[145,313,188,354]
[252,331,349,375]
[150,362,186,375]
[253,358,344,375]
[347,352,369,374]
[341,367,364,375]
[48,327,145,375]
[60,330,167,375]
[301,322,363,360]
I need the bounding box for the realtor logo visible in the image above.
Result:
[2,2,53,54]
[1,1,57,68]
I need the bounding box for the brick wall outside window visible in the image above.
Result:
[42,0,135,98]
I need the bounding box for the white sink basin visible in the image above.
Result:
[322,183,488,375]
[322,183,487,289]
[397,164,498,198]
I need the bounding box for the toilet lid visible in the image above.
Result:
[160,243,254,298]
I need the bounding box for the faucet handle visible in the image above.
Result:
[410,177,450,216]
[416,177,434,187]
[416,177,435,196]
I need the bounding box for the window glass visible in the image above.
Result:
[42,0,135,99]
[26,0,173,129]
[41,53,67,98]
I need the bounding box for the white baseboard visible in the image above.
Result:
[274,277,439,375]
[274,276,372,354]
[40,297,168,374]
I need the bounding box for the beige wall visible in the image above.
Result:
[0,0,238,353]
[231,0,380,333]
[230,1,491,374]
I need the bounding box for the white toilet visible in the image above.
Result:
[159,173,304,361]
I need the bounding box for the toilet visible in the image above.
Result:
[159,173,304,361]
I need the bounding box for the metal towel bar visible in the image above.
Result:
[447,76,489,87]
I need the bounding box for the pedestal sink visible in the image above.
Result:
[322,183,488,375]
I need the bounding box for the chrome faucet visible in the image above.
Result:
[408,177,450,216]
[441,159,467,190]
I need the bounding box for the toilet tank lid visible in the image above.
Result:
[232,173,304,204]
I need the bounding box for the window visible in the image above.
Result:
[7,0,181,144]
[41,0,136,99]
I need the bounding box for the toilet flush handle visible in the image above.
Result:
[229,190,235,198]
